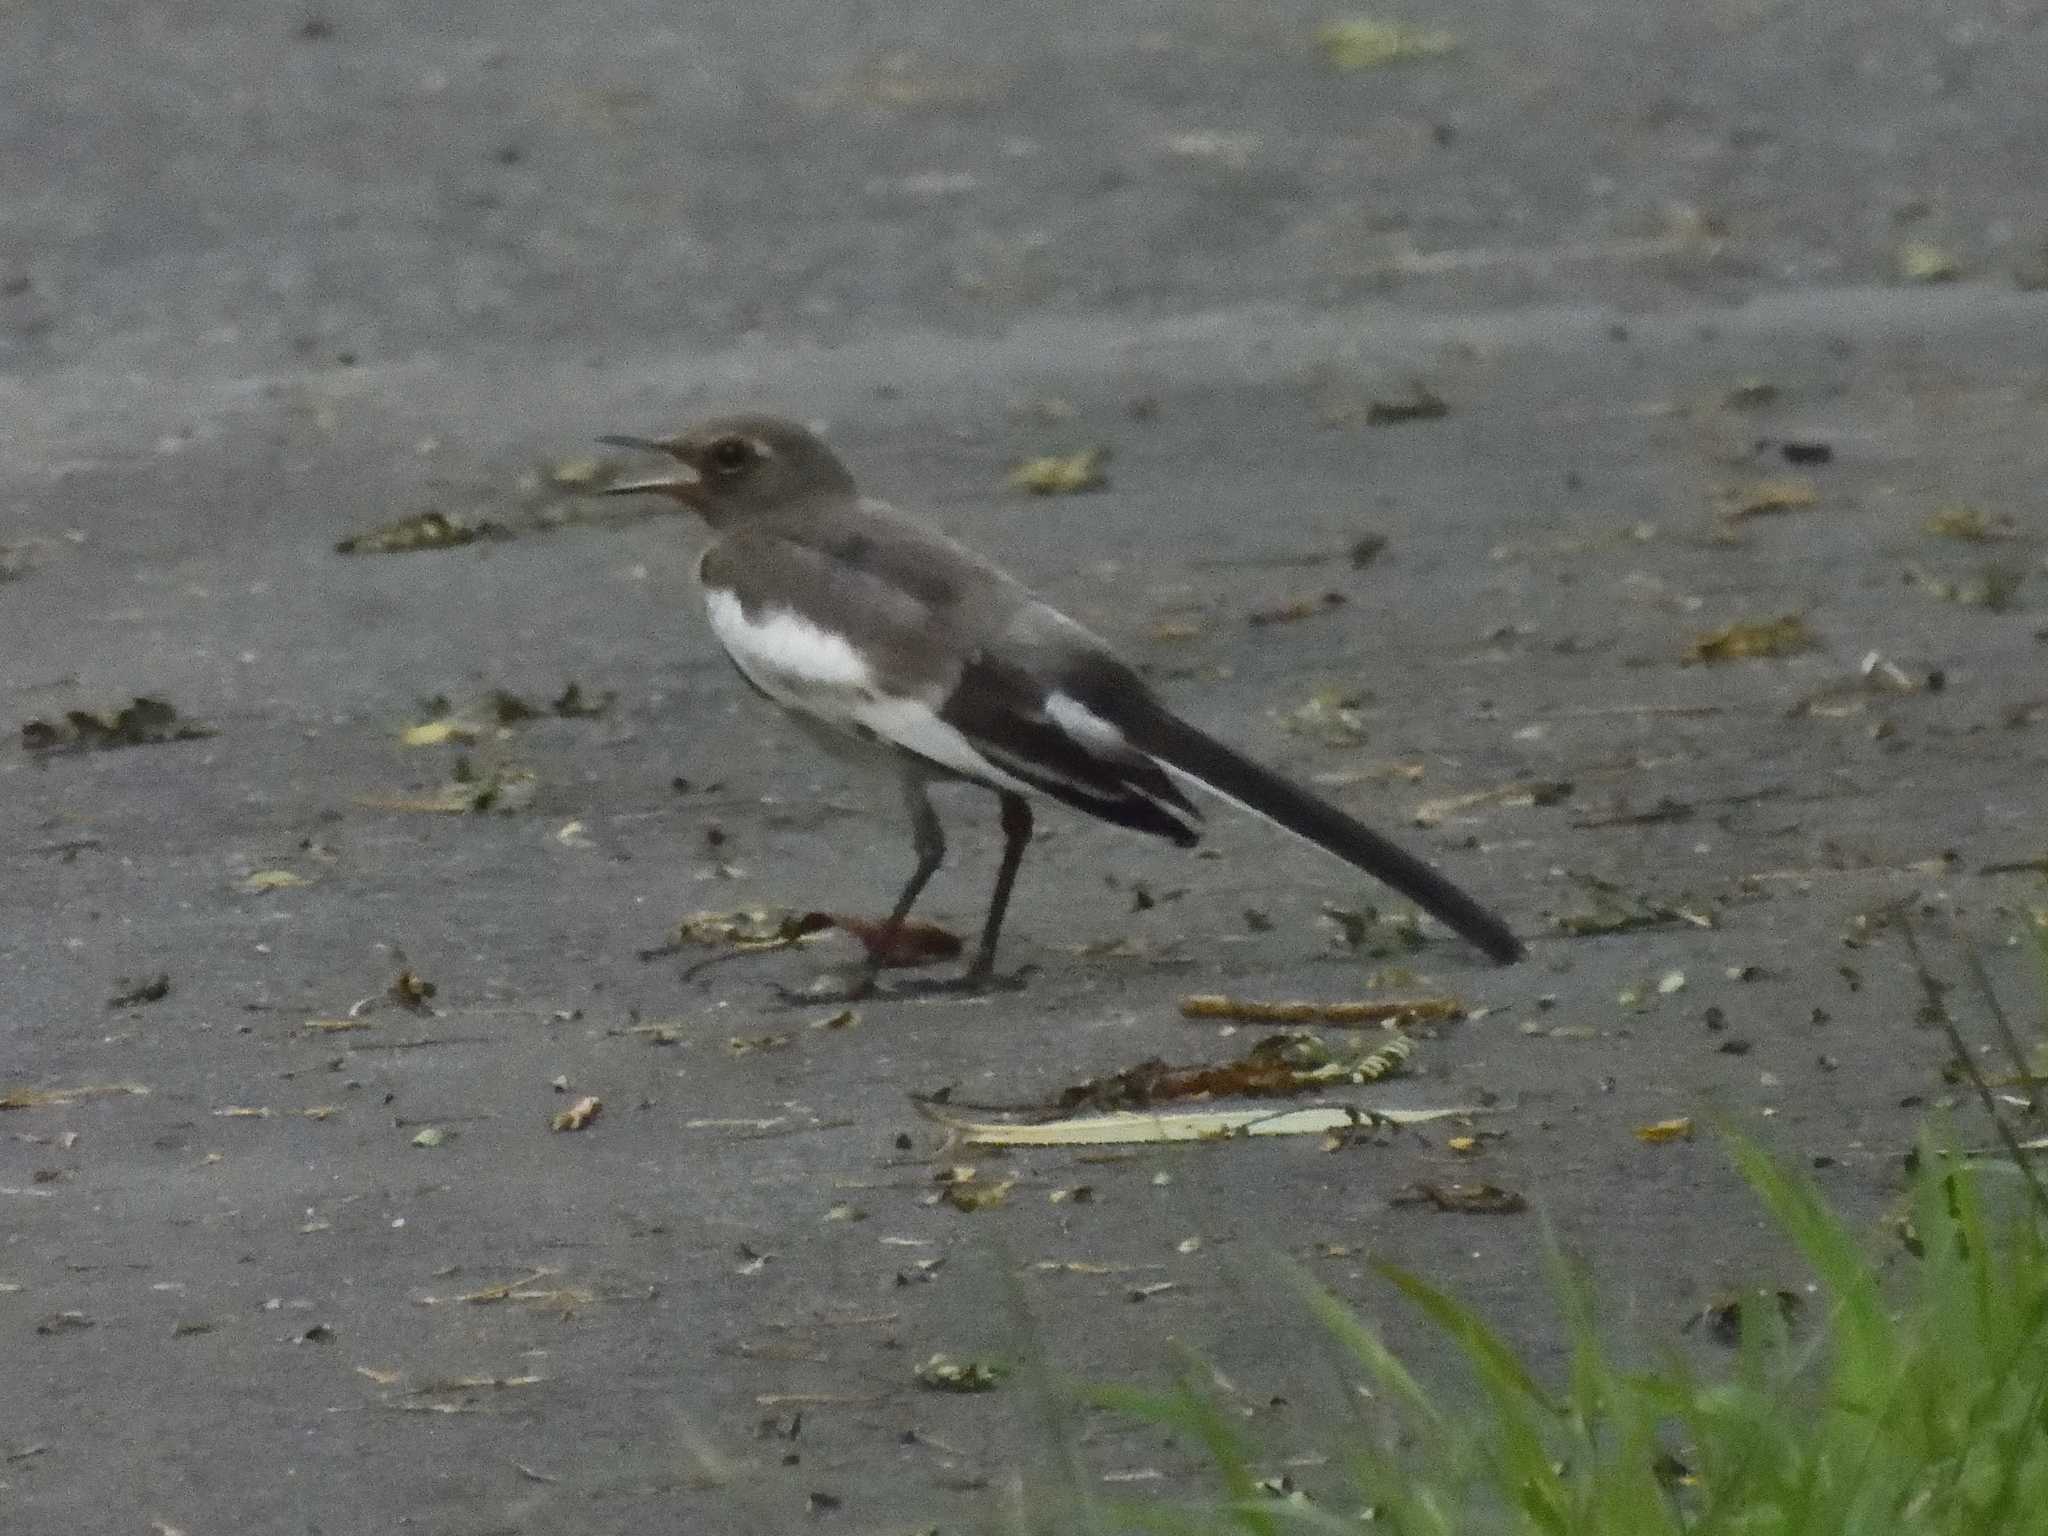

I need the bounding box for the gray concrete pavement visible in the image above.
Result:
[5,4,2048,1533]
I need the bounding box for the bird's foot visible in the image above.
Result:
[885,963,1034,1000]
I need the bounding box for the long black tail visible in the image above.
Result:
[1122,707,1524,964]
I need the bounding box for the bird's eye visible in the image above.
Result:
[708,437,752,474]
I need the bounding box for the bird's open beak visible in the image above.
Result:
[596,435,703,497]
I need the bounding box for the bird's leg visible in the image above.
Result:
[884,791,1034,999]
[792,785,1034,1004]
[962,791,1033,987]
[882,780,947,945]
[832,777,946,1000]
[776,776,947,1006]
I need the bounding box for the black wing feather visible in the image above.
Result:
[939,653,1201,846]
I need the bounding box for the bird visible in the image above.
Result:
[598,413,1522,997]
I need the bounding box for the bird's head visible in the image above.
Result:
[598,414,855,525]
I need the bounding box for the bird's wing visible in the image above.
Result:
[698,525,1201,841]
[937,642,1201,844]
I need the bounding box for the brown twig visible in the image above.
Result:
[1178,994,1463,1026]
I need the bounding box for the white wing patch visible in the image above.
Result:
[1044,692,1127,753]
[703,588,1038,793]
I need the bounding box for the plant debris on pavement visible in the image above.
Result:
[21,697,216,753]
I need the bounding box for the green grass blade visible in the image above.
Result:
[1723,1130,1896,1406]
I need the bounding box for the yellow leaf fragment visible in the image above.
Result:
[547,456,605,488]
[1908,561,2028,611]
[1635,1117,1695,1144]
[1685,616,1815,664]
[670,908,830,952]
[1895,241,1960,284]
[335,509,512,555]
[1316,16,1459,70]
[1281,686,1369,744]
[1925,504,2015,542]
[389,969,437,1012]
[400,718,480,748]
[934,1167,1015,1212]
[915,1353,1007,1392]
[240,869,310,893]
[1717,478,1818,521]
[357,767,537,815]
[1006,447,1110,496]
[550,1096,603,1133]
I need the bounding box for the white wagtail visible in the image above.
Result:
[600,414,1523,996]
